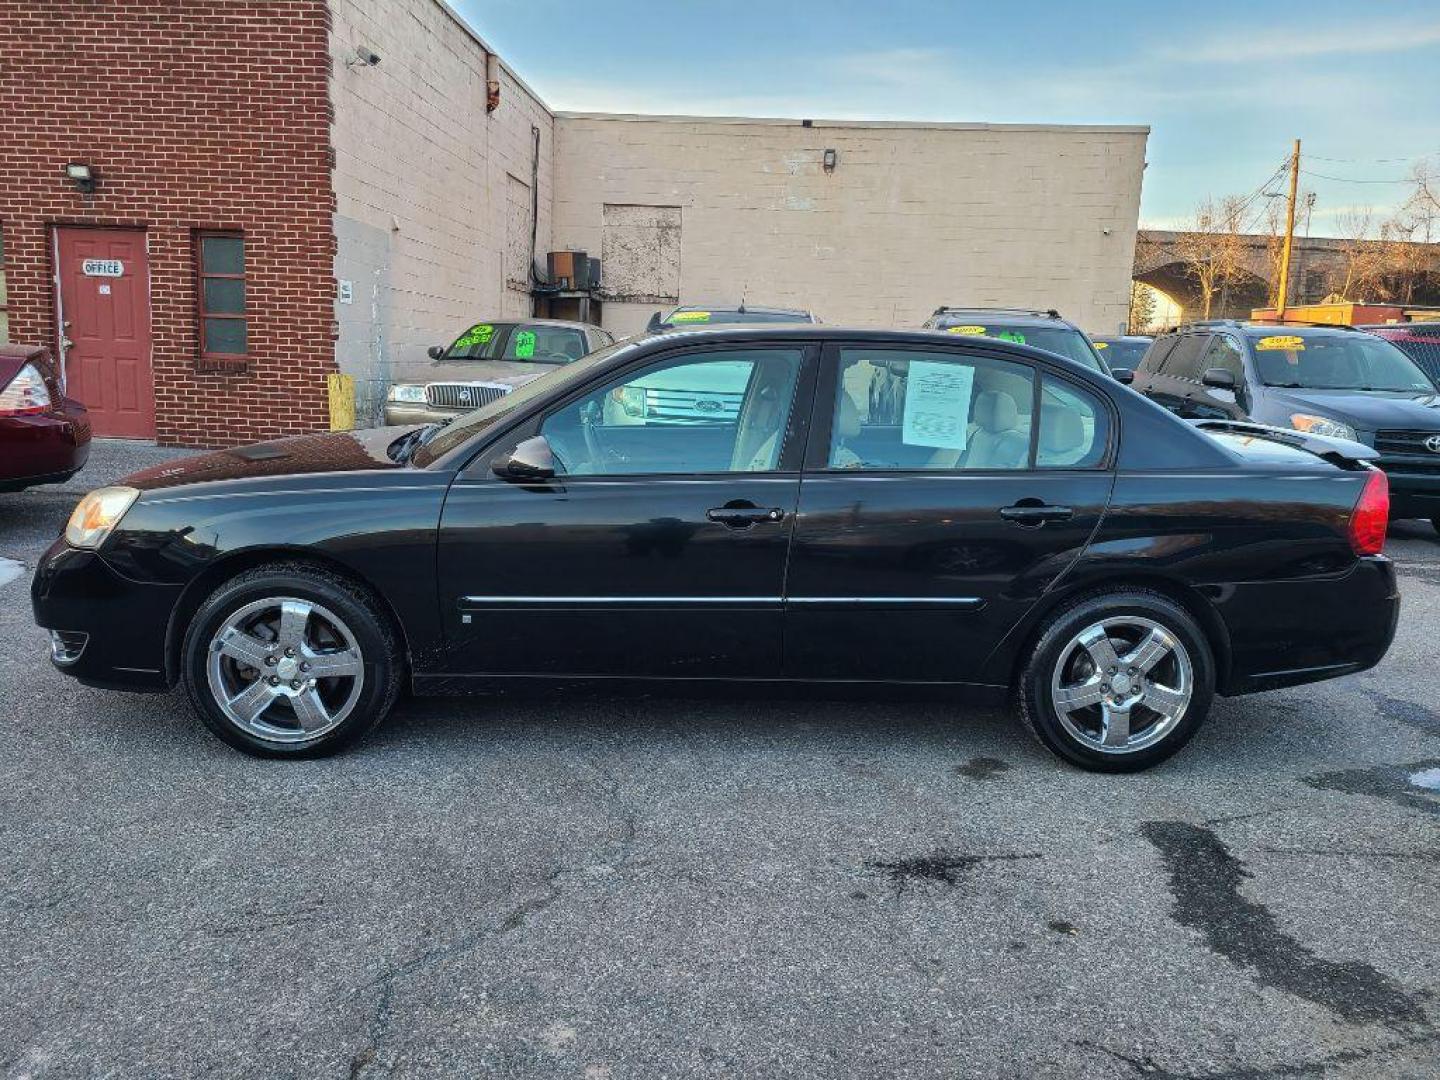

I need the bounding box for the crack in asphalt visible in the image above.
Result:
[348,758,642,1078]
[1302,758,1440,819]
[1140,822,1429,1028]
[1077,1030,1440,1079]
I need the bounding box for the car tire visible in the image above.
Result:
[1016,588,1215,773]
[181,562,402,758]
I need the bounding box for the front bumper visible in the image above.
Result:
[31,538,181,691]
[1376,461,1440,519]
[0,403,92,491]
[382,402,467,426]
[1219,555,1399,695]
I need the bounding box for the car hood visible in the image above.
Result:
[121,426,425,492]
[1267,387,1440,429]
[406,360,558,388]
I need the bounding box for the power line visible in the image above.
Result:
[1301,169,1413,185]
[1304,149,1438,165]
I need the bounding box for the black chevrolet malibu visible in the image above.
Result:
[33,327,1400,772]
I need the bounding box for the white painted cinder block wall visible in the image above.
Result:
[329,0,554,422]
[553,114,1148,339]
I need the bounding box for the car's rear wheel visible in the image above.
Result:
[181,563,401,758]
[1017,589,1214,772]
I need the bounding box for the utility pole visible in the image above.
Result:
[1275,139,1301,320]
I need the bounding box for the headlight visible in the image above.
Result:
[65,486,140,550]
[387,384,427,404]
[1290,414,1356,441]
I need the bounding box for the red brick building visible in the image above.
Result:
[0,1,338,446]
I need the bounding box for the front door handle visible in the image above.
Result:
[706,502,785,529]
[999,502,1073,527]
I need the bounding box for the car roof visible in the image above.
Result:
[1357,323,1440,335]
[456,317,599,330]
[630,323,1110,378]
[1094,334,1153,342]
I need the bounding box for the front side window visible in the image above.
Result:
[1200,335,1245,381]
[539,348,804,476]
[831,348,1036,471]
[197,232,246,358]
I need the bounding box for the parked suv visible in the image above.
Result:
[1358,323,1440,388]
[1130,321,1440,531]
[922,308,1112,375]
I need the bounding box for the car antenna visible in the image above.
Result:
[739,283,747,315]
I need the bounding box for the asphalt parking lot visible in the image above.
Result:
[2,440,1438,1079]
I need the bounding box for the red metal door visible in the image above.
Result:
[55,228,154,438]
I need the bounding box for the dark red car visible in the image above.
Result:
[0,344,91,491]
[1359,323,1440,388]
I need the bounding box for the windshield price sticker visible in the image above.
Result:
[1094,341,1108,349]
[453,324,495,349]
[81,259,124,277]
[946,325,987,335]
[902,360,975,451]
[993,330,1027,344]
[671,311,711,323]
[513,329,536,358]
[1256,335,1305,351]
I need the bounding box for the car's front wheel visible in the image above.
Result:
[181,563,401,757]
[1017,589,1215,772]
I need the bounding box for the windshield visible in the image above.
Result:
[936,323,1107,372]
[1249,332,1433,392]
[440,323,588,365]
[411,340,633,467]
[663,308,812,326]
[1095,339,1150,368]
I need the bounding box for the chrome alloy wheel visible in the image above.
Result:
[206,597,364,743]
[1049,616,1193,755]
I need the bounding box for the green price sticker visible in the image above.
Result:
[514,329,536,359]
[993,331,1027,344]
[453,323,495,349]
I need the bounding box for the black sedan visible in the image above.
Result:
[33,327,1399,772]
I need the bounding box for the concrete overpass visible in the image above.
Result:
[1134,229,1440,320]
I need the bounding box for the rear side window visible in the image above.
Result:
[1163,334,1209,380]
[1037,378,1109,468]
[1387,334,1440,384]
[1139,337,1175,373]
[832,348,1035,471]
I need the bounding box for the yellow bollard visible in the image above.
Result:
[327,373,356,432]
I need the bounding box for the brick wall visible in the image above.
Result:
[0,0,336,447]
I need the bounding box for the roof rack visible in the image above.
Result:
[931,306,1062,319]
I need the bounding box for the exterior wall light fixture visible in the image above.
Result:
[64,162,97,195]
[823,149,838,173]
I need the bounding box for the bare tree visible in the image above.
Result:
[1328,210,1394,302]
[1171,196,1250,319]
[1128,280,1157,334]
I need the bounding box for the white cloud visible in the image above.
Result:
[1167,19,1440,63]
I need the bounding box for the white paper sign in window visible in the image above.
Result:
[902,360,974,450]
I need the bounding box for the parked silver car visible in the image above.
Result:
[384,319,614,426]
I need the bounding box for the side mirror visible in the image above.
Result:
[1111,368,1135,385]
[1202,368,1237,391]
[427,345,446,361]
[646,311,663,333]
[491,435,557,482]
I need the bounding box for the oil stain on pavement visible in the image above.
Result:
[866,849,1040,895]
[1141,821,1428,1026]
[1302,758,1440,819]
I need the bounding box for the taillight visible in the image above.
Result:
[1348,469,1389,556]
[0,363,53,416]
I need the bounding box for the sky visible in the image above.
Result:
[452,0,1440,237]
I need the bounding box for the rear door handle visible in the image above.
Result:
[706,504,785,528]
[999,503,1073,527]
